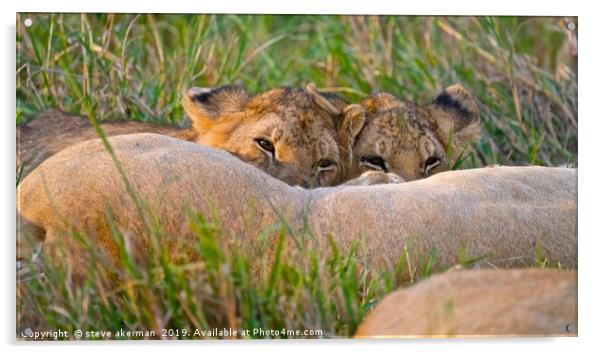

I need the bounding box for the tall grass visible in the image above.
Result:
[17,14,577,167]
[16,14,577,339]
[18,206,460,339]
[18,192,556,340]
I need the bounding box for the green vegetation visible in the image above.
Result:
[16,14,577,339]
[17,205,560,339]
[18,207,454,339]
[17,14,577,166]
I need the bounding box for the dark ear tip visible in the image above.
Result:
[433,84,479,122]
[187,87,213,103]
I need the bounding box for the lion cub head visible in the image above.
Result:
[338,84,480,182]
[183,84,346,187]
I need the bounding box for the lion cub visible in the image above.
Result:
[183,84,347,187]
[337,85,480,182]
[19,85,348,188]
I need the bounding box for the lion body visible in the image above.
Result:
[17,134,577,281]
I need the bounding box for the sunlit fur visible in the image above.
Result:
[182,85,347,187]
[338,84,480,182]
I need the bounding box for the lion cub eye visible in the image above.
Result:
[315,159,335,172]
[424,156,441,176]
[361,155,388,172]
[254,138,275,156]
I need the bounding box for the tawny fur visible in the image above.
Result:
[17,134,577,282]
[338,84,481,182]
[18,84,349,187]
[18,85,478,187]
[182,85,348,187]
[17,111,195,177]
[355,268,577,337]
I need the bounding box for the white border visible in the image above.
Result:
[3,1,600,353]
[13,0,578,16]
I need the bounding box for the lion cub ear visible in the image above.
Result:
[182,85,248,134]
[337,104,366,165]
[339,104,366,141]
[429,84,480,148]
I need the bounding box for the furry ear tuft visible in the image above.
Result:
[430,84,480,148]
[340,104,366,140]
[182,85,248,134]
[337,104,367,168]
[306,83,342,116]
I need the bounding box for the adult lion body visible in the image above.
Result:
[355,268,577,337]
[17,134,577,281]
